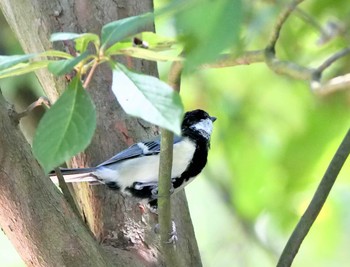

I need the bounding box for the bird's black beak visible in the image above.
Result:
[210,116,217,122]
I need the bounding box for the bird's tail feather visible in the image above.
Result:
[50,167,99,184]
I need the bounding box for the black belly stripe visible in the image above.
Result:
[172,136,209,190]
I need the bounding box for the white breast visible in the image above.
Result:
[93,137,196,191]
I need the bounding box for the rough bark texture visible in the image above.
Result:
[0,94,114,266]
[0,0,202,266]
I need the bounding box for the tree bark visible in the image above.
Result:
[0,0,202,266]
[0,93,115,266]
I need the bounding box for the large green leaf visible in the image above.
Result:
[112,63,183,135]
[175,0,242,71]
[0,54,36,71]
[101,13,153,48]
[33,77,96,173]
[47,51,89,76]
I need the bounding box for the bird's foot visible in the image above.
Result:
[154,220,178,244]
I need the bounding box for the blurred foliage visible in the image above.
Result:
[2,0,350,266]
[157,0,350,266]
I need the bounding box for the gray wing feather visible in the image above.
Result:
[98,135,183,167]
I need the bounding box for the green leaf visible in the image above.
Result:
[175,0,242,71]
[112,63,183,135]
[50,32,100,53]
[50,32,82,42]
[105,41,133,56]
[119,47,182,62]
[40,50,73,59]
[137,32,177,51]
[105,32,178,56]
[33,77,96,173]
[47,51,89,76]
[0,54,36,71]
[101,13,154,48]
[0,60,51,79]
[75,33,100,52]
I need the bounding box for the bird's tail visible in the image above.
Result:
[50,167,99,184]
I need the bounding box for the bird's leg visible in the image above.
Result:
[154,220,178,244]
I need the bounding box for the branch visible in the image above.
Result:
[55,167,82,220]
[277,129,350,267]
[157,60,183,266]
[11,96,51,121]
[202,50,265,68]
[267,0,305,52]
[202,0,350,95]
[311,73,350,94]
[317,47,350,73]
[0,92,113,266]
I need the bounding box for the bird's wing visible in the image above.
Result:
[98,135,183,167]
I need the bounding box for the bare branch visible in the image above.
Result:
[265,49,315,80]
[12,96,51,121]
[267,0,305,52]
[157,60,183,266]
[317,47,350,73]
[311,73,350,94]
[202,50,265,68]
[277,129,350,267]
[295,8,327,37]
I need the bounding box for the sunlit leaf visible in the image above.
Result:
[119,47,182,62]
[0,60,51,79]
[175,0,242,71]
[101,13,154,48]
[40,50,73,59]
[50,32,82,42]
[112,63,183,135]
[105,41,133,56]
[138,32,177,50]
[47,51,90,76]
[50,32,100,53]
[33,77,96,173]
[74,33,100,52]
[0,54,36,71]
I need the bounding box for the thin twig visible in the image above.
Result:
[54,168,82,220]
[311,73,350,94]
[295,8,326,37]
[277,129,350,267]
[202,50,265,69]
[13,96,51,121]
[317,47,350,73]
[267,0,305,52]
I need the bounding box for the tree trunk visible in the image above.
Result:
[0,0,202,266]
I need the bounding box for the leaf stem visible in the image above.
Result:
[83,59,99,88]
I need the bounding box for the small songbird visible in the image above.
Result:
[50,109,216,210]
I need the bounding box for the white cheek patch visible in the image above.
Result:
[190,118,213,138]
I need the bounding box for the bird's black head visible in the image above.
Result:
[181,109,216,140]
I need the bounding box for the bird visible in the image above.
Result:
[50,109,216,210]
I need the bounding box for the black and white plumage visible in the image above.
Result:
[50,109,216,209]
